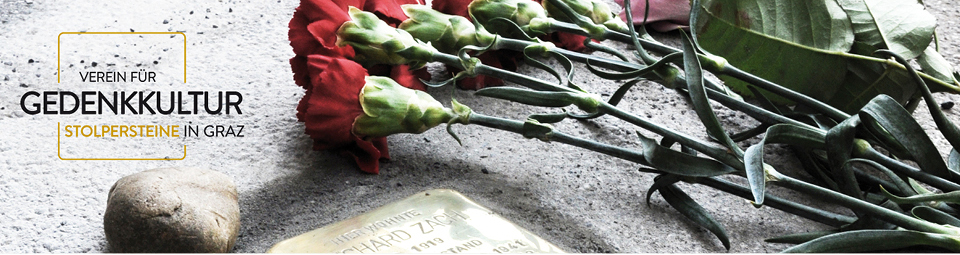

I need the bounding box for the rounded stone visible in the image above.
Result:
[103,167,240,253]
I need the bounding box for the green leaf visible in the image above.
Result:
[730,124,767,142]
[792,148,839,191]
[783,229,960,252]
[475,87,599,112]
[881,185,960,205]
[878,50,960,153]
[807,114,839,130]
[912,206,960,228]
[746,86,785,116]
[918,45,960,85]
[606,79,643,107]
[523,46,568,87]
[658,183,731,250]
[835,0,936,60]
[521,119,554,140]
[680,32,741,156]
[744,124,827,205]
[637,132,737,177]
[859,95,956,181]
[761,124,827,148]
[909,178,935,195]
[475,87,577,107]
[646,174,681,206]
[528,112,568,123]
[825,116,863,198]
[826,42,921,114]
[949,149,960,173]
[743,143,767,206]
[694,0,853,103]
[584,53,682,80]
[846,158,915,197]
[701,0,853,51]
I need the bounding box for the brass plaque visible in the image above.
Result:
[267,189,564,253]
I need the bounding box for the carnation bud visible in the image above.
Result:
[468,0,554,37]
[399,4,496,54]
[337,7,438,68]
[353,76,459,137]
[542,0,629,33]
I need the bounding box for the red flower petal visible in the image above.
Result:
[546,32,592,52]
[289,0,359,57]
[289,0,433,174]
[390,65,429,91]
[366,64,429,91]
[296,55,389,174]
[432,0,470,18]
[299,56,365,148]
[342,136,387,174]
[290,55,311,88]
[365,0,423,27]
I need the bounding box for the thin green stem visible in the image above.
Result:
[495,36,811,128]
[470,112,855,228]
[719,65,850,121]
[495,36,644,72]
[836,52,960,93]
[555,19,960,113]
[467,113,648,165]
[697,177,856,227]
[856,146,960,192]
[696,88,809,127]
[771,170,958,235]
[597,101,745,170]
[435,49,955,201]
[434,51,746,172]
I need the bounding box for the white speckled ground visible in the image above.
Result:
[2,0,960,252]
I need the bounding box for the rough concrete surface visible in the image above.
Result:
[1,0,960,253]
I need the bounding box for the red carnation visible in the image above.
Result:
[296,55,390,174]
[288,0,430,173]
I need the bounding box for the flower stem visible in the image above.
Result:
[697,177,855,227]
[856,144,960,192]
[718,65,850,121]
[492,28,816,129]
[551,21,856,121]
[494,37,644,72]
[434,51,745,171]
[468,112,854,228]
[597,101,745,170]
[467,112,647,164]
[770,169,959,235]
[434,50,954,200]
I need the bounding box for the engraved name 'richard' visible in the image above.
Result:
[336,210,471,253]
[330,209,421,246]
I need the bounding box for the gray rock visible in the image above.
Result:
[103,167,240,253]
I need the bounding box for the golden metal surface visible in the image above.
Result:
[267,189,564,253]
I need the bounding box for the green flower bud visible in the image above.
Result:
[526,17,555,36]
[399,4,496,54]
[353,76,458,137]
[337,7,437,67]
[575,92,602,113]
[542,0,629,35]
[468,0,552,36]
